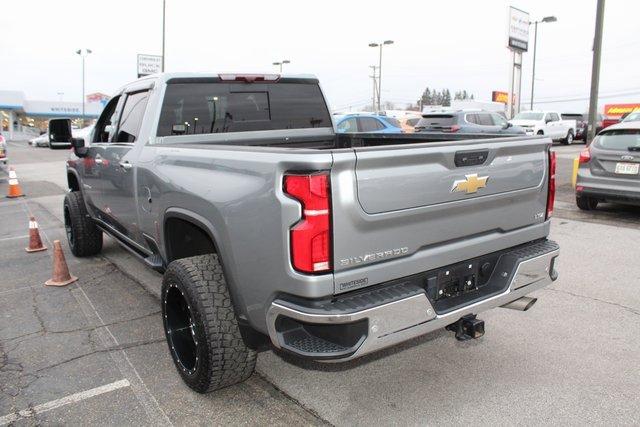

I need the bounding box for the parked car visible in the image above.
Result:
[397,116,421,133]
[510,111,576,144]
[561,113,588,142]
[575,121,640,210]
[30,133,50,147]
[0,134,7,165]
[601,115,620,130]
[415,110,525,135]
[335,113,403,133]
[53,72,559,394]
[621,111,640,122]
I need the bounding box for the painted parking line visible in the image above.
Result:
[0,379,131,425]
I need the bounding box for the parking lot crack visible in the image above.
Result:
[545,288,640,317]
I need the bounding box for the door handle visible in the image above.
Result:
[119,161,133,170]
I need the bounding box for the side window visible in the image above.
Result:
[477,113,494,126]
[491,113,507,126]
[466,113,479,125]
[547,113,559,122]
[358,117,384,132]
[337,117,357,133]
[116,91,150,143]
[93,96,121,143]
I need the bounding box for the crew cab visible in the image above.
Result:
[53,73,559,393]
[510,110,576,144]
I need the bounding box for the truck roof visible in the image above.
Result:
[122,72,319,89]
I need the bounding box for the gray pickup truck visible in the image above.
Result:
[51,73,559,393]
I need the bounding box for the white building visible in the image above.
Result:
[0,90,107,140]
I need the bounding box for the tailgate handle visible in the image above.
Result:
[454,150,489,167]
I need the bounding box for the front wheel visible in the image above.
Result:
[64,191,103,256]
[161,254,256,393]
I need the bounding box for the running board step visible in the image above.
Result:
[143,254,165,272]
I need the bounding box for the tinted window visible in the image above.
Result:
[116,91,149,142]
[380,117,401,128]
[358,117,385,132]
[93,96,121,143]
[406,118,420,126]
[416,115,456,128]
[337,117,357,133]
[491,113,508,126]
[477,113,494,126]
[561,114,584,121]
[465,114,479,125]
[157,82,331,136]
[595,129,640,151]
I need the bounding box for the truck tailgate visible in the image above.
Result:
[330,136,552,293]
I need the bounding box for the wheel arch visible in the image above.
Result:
[67,169,81,192]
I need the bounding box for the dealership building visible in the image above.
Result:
[0,90,109,140]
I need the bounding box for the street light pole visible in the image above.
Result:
[162,0,166,72]
[369,40,393,112]
[529,16,556,110]
[75,49,92,127]
[272,60,290,73]
[587,0,605,144]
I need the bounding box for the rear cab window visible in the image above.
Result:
[595,129,640,151]
[157,79,332,137]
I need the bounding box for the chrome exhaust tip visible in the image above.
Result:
[501,296,537,311]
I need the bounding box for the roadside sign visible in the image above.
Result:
[507,6,529,52]
[137,54,162,78]
[492,91,509,104]
[603,103,640,117]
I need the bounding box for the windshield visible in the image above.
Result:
[622,112,640,122]
[513,112,544,120]
[157,81,332,136]
[595,129,640,151]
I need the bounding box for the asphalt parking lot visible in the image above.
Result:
[1,140,639,425]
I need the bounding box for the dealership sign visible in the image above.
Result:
[507,6,529,52]
[137,54,162,78]
[604,103,640,117]
[492,91,509,104]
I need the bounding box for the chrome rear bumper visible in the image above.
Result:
[267,241,559,361]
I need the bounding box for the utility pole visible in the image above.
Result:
[368,40,393,112]
[369,65,378,112]
[587,0,605,144]
[162,0,166,72]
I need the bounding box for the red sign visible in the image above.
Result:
[604,103,640,117]
[492,91,509,104]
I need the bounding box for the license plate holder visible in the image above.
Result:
[615,162,639,175]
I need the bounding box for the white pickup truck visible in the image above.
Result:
[510,111,577,144]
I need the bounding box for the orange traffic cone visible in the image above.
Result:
[25,216,47,252]
[45,240,78,287]
[6,167,25,198]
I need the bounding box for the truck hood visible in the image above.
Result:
[509,119,540,127]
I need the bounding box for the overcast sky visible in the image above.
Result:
[1,0,638,113]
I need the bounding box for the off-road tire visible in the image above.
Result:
[576,195,598,210]
[64,191,103,256]
[161,254,256,393]
[563,131,574,145]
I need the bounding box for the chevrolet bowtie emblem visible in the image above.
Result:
[451,173,489,194]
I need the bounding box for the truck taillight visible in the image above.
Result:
[546,150,556,219]
[284,172,332,274]
[578,147,591,163]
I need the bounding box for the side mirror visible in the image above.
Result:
[71,137,88,158]
[48,118,73,144]
[502,122,512,129]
